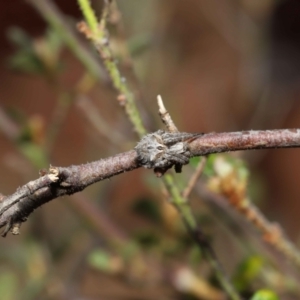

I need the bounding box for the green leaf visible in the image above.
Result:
[87,249,111,272]
[45,28,63,54]
[7,27,44,74]
[7,27,32,48]
[7,27,63,75]
[251,289,279,300]
[8,51,43,74]
[19,143,48,169]
[233,255,264,291]
[0,270,18,300]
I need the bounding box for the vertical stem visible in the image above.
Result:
[26,0,105,81]
[76,1,242,298]
[163,174,242,300]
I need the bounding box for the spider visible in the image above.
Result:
[135,130,201,173]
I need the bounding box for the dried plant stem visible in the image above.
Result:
[45,90,74,154]
[183,157,207,199]
[26,0,105,81]
[230,196,300,268]
[76,95,125,148]
[68,193,127,245]
[0,107,20,140]
[157,95,179,133]
[163,174,241,300]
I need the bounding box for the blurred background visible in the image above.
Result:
[1,0,300,299]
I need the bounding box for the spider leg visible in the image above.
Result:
[162,132,202,145]
[153,156,171,169]
[164,151,191,173]
[166,152,190,165]
[174,164,183,173]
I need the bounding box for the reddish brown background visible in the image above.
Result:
[1,0,300,299]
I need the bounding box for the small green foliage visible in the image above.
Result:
[233,255,264,291]
[87,249,111,272]
[251,289,279,300]
[7,27,44,74]
[7,27,63,75]
[43,28,63,57]
[19,143,48,169]
[7,27,32,48]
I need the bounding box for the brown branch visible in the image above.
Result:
[189,129,300,155]
[0,150,138,235]
[1,128,300,236]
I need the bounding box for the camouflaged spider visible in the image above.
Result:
[135,130,201,173]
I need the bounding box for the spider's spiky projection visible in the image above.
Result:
[135,130,202,173]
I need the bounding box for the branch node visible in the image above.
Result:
[77,21,93,39]
[117,94,126,106]
[48,165,60,182]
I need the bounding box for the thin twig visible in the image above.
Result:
[26,0,106,81]
[163,174,241,300]
[0,107,20,140]
[196,181,300,276]
[182,157,207,199]
[242,200,300,268]
[67,193,127,245]
[76,11,146,137]
[213,165,300,270]
[76,94,125,148]
[157,95,178,133]
[45,91,74,154]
